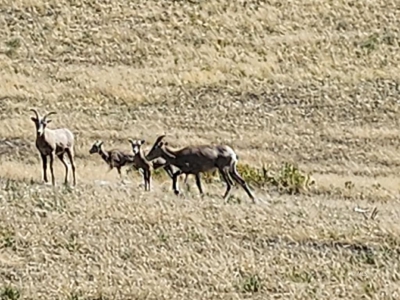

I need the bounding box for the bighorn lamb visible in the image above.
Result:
[30,109,76,186]
[89,140,175,190]
[128,138,189,187]
[89,140,136,179]
[145,135,256,203]
[127,139,153,190]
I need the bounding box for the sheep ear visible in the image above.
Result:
[46,119,52,124]
[31,117,37,122]
[140,140,145,145]
[164,142,169,146]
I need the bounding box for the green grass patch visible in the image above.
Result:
[236,162,315,194]
[128,162,314,195]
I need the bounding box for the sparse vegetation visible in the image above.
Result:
[1,0,400,299]
[0,286,20,300]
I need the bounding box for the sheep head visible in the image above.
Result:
[128,139,145,155]
[89,140,104,154]
[30,109,57,137]
[146,135,168,161]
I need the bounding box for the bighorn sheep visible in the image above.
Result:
[126,139,154,190]
[30,109,76,186]
[145,135,256,203]
[89,140,137,179]
[128,138,189,187]
[89,140,176,190]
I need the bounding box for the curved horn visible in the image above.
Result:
[154,135,166,145]
[44,111,57,120]
[30,109,40,119]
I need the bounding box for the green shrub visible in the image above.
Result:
[127,161,315,195]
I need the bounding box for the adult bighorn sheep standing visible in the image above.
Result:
[145,135,256,203]
[30,109,76,186]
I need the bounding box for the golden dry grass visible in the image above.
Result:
[1,0,400,299]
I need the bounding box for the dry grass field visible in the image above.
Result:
[1,0,400,299]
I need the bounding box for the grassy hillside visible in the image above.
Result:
[1,0,400,299]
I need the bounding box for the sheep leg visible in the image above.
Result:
[163,166,188,188]
[40,154,48,183]
[141,168,146,190]
[172,170,183,195]
[148,169,152,191]
[222,169,234,186]
[49,152,56,186]
[219,168,232,202]
[183,174,189,185]
[145,169,151,191]
[229,164,256,203]
[57,152,69,185]
[194,173,204,195]
[65,148,76,186]
[181,173,190,192]
[117,167,123,179]
[163,165,174,179]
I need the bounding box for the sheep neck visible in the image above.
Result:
[160,146,179,164]
[99,147,111,164]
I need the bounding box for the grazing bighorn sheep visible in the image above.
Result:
[145,135,256,203]
[30,109,76,186]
